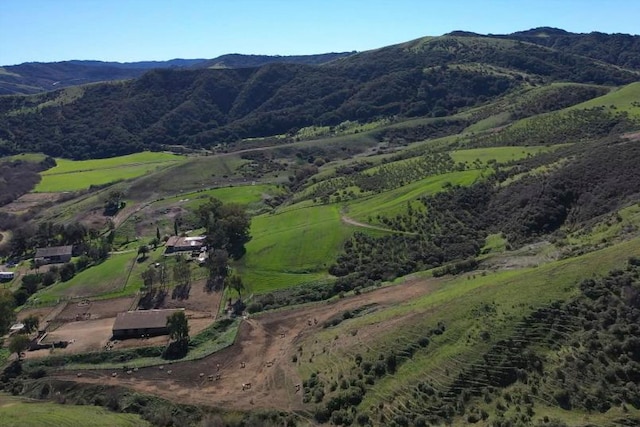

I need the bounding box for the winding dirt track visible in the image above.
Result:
[53,276,435,412]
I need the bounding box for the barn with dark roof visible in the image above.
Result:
[112,309,183,339]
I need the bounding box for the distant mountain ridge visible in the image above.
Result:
[0,52,356,95]
[447,27,640,69]
[1,28,639,160]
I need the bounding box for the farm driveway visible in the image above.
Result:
[54,276,436,412]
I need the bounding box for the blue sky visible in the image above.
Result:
[1,0,639,66]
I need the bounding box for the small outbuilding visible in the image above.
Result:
[0,271,14,281]
[34,245,73,265]
[112,309,184,339]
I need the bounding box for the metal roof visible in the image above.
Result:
[112,309,183,331]
[35,245,73,258]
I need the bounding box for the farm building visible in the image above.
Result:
[165,236,205,254]
[112,309,184,339]
[34,245,73,265]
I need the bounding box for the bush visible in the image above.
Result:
[59,262,76,282]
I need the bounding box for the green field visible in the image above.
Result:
[35,152,186,192]
[346,169,484,222]
[158,183,286,211]
[239,204,360,293]
[0,394,149,427]
[450,145,565,165]
[568,81,640,117]
[34,251,140,304]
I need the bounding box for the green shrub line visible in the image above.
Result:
[24,318,240,371]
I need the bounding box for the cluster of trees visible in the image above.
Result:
[330,182,492,285]
[195,198,251,292]
[373,118,469,145]
[163,310,190,359]
[3,218,111,261]
[2,30,638,159]
[0,157,56,207]
[492,137,640,244]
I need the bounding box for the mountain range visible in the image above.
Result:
[0,27,639,160]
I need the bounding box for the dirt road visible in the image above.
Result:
[53,276,435,411]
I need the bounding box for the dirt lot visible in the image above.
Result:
[0,192,62,215]
[56,297,137,322]
[25,318,115,358]
[54,276,436,412]
[162,280,222,314]
[22,292,219,359]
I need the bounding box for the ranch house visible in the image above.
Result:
[165,236,206,254]
[34,245,73,265]
[112,308,184,339]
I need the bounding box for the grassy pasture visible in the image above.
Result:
[568,81,640,118]
[346,169,484,222]
[126,154,251,201]
[34,251,141,304]
[36,152,185,192]
[158,183,285,211]
[450,145,563,165]
[239,204,360,293]
[0,393,149,427]
[233,157,486,294]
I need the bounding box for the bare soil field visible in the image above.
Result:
[25,318,115,358]
[162,281,222,315]
[56,297,137,322]
[54,276,436,412]
[0,192,62,214]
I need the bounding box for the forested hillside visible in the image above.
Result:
[0,30,639,159]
